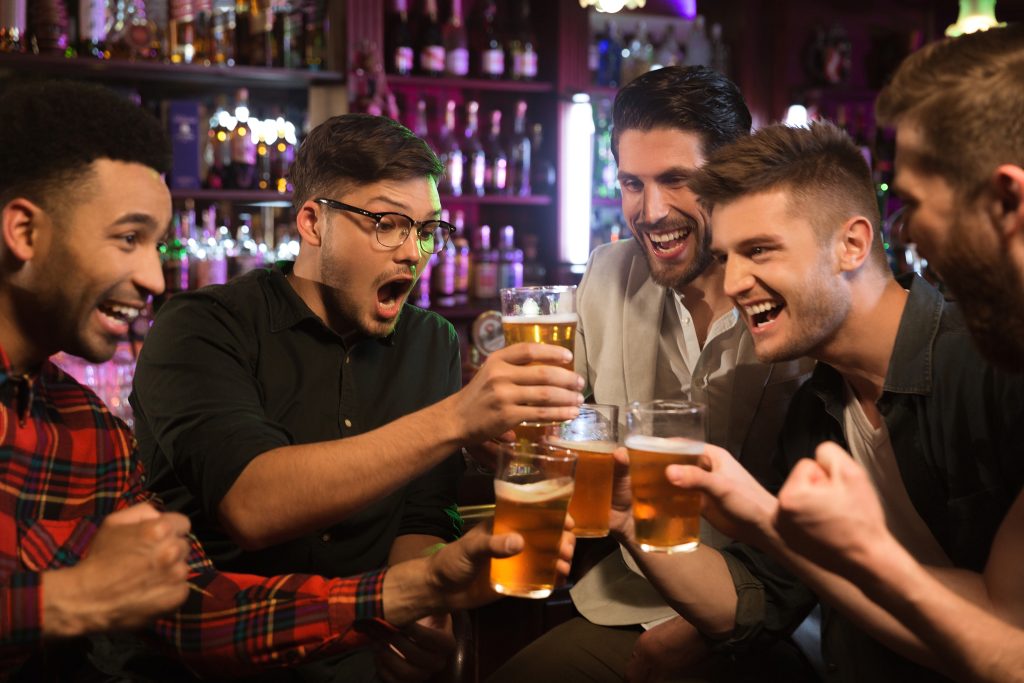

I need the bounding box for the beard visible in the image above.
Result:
[634,214,714,291]
[938,225,1024,372]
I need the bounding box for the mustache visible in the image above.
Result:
[635,214,702,235]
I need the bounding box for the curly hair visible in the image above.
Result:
[0,80,171,219]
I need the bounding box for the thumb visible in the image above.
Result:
[489,532,525,558]
[105,502,161,526]
[815,441,852,478]
[665,462,716,493]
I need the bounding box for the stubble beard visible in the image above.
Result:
[634,219,714,291]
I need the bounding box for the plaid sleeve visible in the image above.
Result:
[151,567,393,677]
[0,571,43,674]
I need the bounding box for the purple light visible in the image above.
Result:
[670,0,697,19]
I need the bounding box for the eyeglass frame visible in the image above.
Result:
[314,197,455,255]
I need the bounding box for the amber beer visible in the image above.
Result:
[625,435,703,553]
[490,477,575,598]
[501,313,579,371]
[550,438,616,537]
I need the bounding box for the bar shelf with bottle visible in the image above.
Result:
[386,73,553,94]
[170,188,293,206]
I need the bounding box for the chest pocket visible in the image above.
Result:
[17,517,98,571]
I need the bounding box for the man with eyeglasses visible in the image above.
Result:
[128,113,585,683]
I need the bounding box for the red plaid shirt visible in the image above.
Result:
[0,345,391,679]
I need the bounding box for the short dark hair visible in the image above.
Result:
[289,113,444,210]
[611,65,752,160]
[876,24,1024,199]
[689,121,887,270]
[0,81,170,219]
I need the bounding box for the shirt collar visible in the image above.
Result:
[883,273,945,396]
[264,265,398,348]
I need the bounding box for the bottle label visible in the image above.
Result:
[473,263,499,298]
[482,48,504,76]
[421,44,445,73]
[446,48,469,76]
[513,50,537,79]
[394,46,414,74]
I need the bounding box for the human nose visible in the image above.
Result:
[137,246,166,298]
[394,225,423,264]
[722,256,755,300]
[640,184,670,226]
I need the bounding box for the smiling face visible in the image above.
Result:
[894,123,1024,370]
[314,176,438,338]
[21,159,169,364]
[711,189,850,363]
[617,127,713,291]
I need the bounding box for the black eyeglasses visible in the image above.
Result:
[315,197,455,255]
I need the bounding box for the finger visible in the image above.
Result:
[105,502,161,526]
[613,446,629,467]
[381,631,450,673]
[400,621,458,653]
[815,441,852,477]
[492,342,574,368]
[664,464,718,493]
[557,529,575,565]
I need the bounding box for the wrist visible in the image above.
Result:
[41,567,100,638]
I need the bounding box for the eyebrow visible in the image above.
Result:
[111,212,161,232]
[363,196,442,220]
[730,233,786,251]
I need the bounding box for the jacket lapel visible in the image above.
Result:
[623,252,665,402]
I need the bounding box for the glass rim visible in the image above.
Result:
[499,285,577,296]
[628,399,705,414]
[504,441,578,463]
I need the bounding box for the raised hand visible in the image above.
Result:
[42,502,192,637]
[775,441,887,575]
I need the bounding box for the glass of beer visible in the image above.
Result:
[625,400,706,553]
[500,286,578,444]
[490,443,577,599]
[548,404,619,538]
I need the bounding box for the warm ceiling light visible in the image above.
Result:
[946,0,1005,37]
[579,0,647,13]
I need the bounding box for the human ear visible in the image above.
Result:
[1,198,42,262]
[837,215,874,272]
[295,201,323,247]
[993,164,1024,241]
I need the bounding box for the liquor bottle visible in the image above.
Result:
[270,113,297,193]
[412,97,434,150]
[508,99,531,197]
[270,0,301,68]
[709,22,729,75]
[77,0,107,58]
[476,0,504,79]
[245,0,272,67]
[28,0,70,54]
[389,0,413,75]
[230,88,258,190]
[160,209,190,296]
[471,224,499,300]
[301,0,323,69]
[484,108,508,195]
[497,225,523,290]
[529,123,556,195]
[520,233,546,286]
[193,0,215,65]
[233,0,251,63]
[431,210,457,307]
[210,0,235,64]
[254,116,273,190]
[0,0,27,52]
[684,15,710,67]
[594,19,621,87]
[169,0,196,63]
[621,22,653,85]
[205,95,233,190]
[436,99,463,197]
[593,98,617,199]
[442,0,468,77]
[452,209,470,304]
[652,24,681,70]
[418,0,445,76]
[507,1,537,81]
[463,100,486,197]
[191,205,228,288]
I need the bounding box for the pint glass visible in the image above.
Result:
[625,400,706,553]
[548,404,619,538]
[490,443,576,599]
[500,286,578,443]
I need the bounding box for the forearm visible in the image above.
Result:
[154,568,385,677]
[622,544,739,637]
[853,540,1024,683]
[219,400,464,549]
[389,535,446,565]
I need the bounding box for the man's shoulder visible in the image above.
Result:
[398,304,458,342]
[587,239,643,274]
[154,269,274,327]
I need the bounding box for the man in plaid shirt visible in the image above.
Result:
[0,81,571,681]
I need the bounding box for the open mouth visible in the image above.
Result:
[376,277,414,316]
[744,300,785,329]
[98,302,142,325]
[646,226,693,255]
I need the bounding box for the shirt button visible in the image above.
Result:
[343,418,352,428]
[321,533,331,542]
[681,316,690,324]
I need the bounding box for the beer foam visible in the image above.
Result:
[501,314,579,324]
[495,478,575,503]
[547,438,618,454]
[624,435,704,455]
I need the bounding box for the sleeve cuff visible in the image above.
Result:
[329,569,398,642]
[705,551,768,658]
[1,571,44,646]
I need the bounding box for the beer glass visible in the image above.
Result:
[490,443,577,599]
[548,404,619,538]
[625,400,706,553]
[500,286,578,444]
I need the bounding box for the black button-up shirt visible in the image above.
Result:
[132,267,465,580]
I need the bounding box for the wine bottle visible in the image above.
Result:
[418,0,445,76]
[442,0,468,77]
